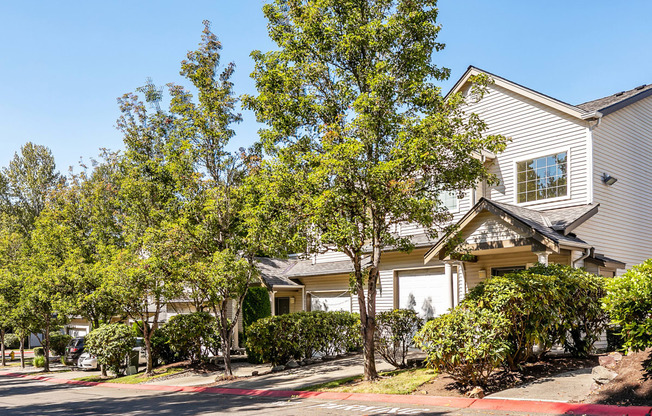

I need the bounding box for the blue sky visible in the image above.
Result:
[1,1,651,173]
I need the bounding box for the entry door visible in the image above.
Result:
[398,268,455,319]
[275,297,290,315]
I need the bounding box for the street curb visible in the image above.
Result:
[2,371,651,416]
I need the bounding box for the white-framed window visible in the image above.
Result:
[440,191,459,213]
[516,151,568,203]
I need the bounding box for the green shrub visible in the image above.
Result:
[164,312,220,364]
[375,309,423,368]
[243,287,272,328]
[33,356,46,368]
[526,264,608,356]
[3,333,20,349]
[49,333,73,357]
[33,347,44,357]
[243,287,272,363]
[246,311,361,366]
[414,305,510,387]
[150,328,178,365]
[86,324,136,376]
[603,259,652,352]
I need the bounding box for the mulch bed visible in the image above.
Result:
[415,355,600,397]
[584,348,652,406]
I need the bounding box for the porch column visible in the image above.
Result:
[454,261,465,305]
[443,261,455,313]
[533,251,550,266]
[270,291,276,316]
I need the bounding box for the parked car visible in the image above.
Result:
[64,337,85,365]
[77,352,99,371]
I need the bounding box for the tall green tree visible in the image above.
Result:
[109,83,190,375]
[2,142,61,235]
[166,22,289,376]
[245,0,506,379]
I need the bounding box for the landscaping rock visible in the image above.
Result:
[286,359,300,369]
[271,365,286,373]
[322,355,337,361]
[592,366,618,384]
[251,371,259,376]
[467,386,485,399]
[599,355,617,369]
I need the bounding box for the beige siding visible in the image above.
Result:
[463,84,591,209]
[574,96,652,271]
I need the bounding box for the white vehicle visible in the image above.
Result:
[77,352,99,371]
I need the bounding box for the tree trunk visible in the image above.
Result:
[43,322,51,372]
[143,323,154,375]
[354,252,378,381]
[217,303,233,377]
[19,337,25,368]
[101,364,107,377]
[1,329,5,366]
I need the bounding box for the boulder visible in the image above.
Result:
[286,359,300,369]
[467,386,485,399]
[271,365,286,373]
[598,355,617,369]
[592,366,618,385]
[251,371,259,376]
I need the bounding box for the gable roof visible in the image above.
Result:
[449,66,651,120]
[424,198,597,264]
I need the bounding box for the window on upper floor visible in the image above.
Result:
[516,151,567,203]
[440,190,459,213]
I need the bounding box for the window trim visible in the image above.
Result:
[513,147,571,206]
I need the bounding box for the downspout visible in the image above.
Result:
[572,247,593,268]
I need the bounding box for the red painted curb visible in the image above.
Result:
[2,371,651,416]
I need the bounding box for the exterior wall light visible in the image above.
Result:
[602,173,618,186]
[478,269,487,279]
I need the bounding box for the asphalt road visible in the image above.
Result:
[0,375,545,416]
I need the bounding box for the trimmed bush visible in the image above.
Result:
[33,355,46,368]
[33,347,44,357]
[86,324,136,376]
[243,287,272,363]
[375,309,422,368]
[164,312,220,364]
[603,259,652,352]
[3,333,20,349]
[49,333,73,357]
[246,311,361,366]
[414,305,510,387]
[243,287,272,328]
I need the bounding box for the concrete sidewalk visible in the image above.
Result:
[146,354,398,390]
[487,368,595,403]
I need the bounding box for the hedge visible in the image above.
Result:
[246,311,361,366]
[164,312,220,364]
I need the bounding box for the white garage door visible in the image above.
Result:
[398,268,455,319]
[310,291,352,312]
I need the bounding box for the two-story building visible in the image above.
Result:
[257,66,652,321]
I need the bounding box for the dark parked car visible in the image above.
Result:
[64,337,85,365]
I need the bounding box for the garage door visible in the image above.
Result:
[310,291,352,312]
[398,268,455,319]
